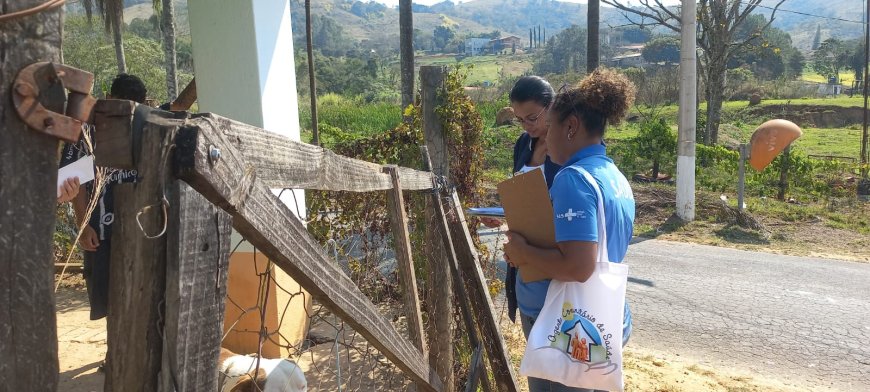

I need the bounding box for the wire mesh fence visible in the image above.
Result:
[218,187,424,391]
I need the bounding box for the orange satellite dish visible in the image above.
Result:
[748,119,802,171]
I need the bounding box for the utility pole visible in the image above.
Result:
[0,1,64,389]
[305,0,319,145]
[677,0,697,221]
[400,0,414,116]
[862,0,869,178]
[588,0,600,72]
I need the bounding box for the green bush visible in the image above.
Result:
[608,116,676,180]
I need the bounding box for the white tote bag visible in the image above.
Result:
[519,167,629,392]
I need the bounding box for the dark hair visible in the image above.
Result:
[550,68,636,137]
[110,74,147,103]
[509,75,555,107]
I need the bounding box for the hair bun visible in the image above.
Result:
[575,68,636,125]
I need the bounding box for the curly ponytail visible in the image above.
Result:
[550,68,636,137]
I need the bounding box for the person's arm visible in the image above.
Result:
[504,169,600,281]
[504,233,597,282]
[71,188,99,251]
[71,189,88,226]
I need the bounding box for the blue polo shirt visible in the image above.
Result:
[516,143,634,341]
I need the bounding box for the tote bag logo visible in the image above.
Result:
[547,301,614,364]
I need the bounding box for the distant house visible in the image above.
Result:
[465,38,491,56]
[608,43,647,68]
[610,53,645,68]
[492,35,523,52]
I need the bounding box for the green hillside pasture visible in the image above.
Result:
[417,54,532,86]
[299,94,402,138]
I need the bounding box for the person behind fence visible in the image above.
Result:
[480,75,562,325]
[503,68,636,392]
[64,73,147,322]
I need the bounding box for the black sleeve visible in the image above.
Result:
[59,140,86,168]
[512,132,530,173]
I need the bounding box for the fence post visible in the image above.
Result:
[0,3,64,390]
[446,191,520,392]
[738,143,747,211]
[102,112,177,391]
[420,65,454,389]
[160,182,232,391]
[777,145,791,201]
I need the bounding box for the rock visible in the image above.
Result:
[749,93,762,106]
[495,107,515,126]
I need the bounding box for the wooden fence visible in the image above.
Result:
[12,66,520,391]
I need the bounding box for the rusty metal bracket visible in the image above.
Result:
[12,62,96,142]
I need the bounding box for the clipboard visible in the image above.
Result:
[497,169,554,283]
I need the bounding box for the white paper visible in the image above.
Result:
[57,155,95,197]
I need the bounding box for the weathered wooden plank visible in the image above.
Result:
[170,78,197,111]
[173,123,444,392]
[0,2,63,390]
[423,164,492,392]
[383,166,426,357]
[93,99,136,169]
[160,182,231,391]
[446,190,520,392]
[191,114,433,191]
[105,119,177,392]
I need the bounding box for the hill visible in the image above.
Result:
[752,0,863,50]
[72,0,862,55]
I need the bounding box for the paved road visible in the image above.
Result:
[480,230,870,391]
[625,240,870,392]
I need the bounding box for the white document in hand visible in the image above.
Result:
[57,155,95,197]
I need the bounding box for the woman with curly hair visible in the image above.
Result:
[504,68,637,392]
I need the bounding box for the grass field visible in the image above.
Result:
[416,54,532,86]
[801,70,858,85]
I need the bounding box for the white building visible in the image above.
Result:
[465,38,491,56]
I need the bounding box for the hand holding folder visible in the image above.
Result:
[497,169,554,283]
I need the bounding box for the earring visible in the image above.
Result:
[567,127,575,141]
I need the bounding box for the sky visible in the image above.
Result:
[371,0,683,8]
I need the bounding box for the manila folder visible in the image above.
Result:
[497,169,554,283]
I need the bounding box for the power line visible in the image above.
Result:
[746,1,865,24]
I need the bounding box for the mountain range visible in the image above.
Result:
[111,0,865,52]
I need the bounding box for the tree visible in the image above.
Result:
[847,39,866,81]
[812,38,850,83]
[400,0,414,112]
[602,0,786,145]
[64,16,177,101]
[82,0,127,73]
[433,25,455,52]
[787,51,806,80]
[634,116,677,181]
[812,24,822,50]
[533,25,587,75]
[642,36,680,64]
[728,14,796,80]
[157,0,178,101]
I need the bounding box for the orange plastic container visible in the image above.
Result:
[748,119,802,171]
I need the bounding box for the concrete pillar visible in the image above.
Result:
[188,0,309,359]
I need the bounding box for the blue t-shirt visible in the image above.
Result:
[516,143,635,340]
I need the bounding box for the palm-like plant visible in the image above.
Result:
[82,0,178,101]
[154,0,178,100]
[82,0,126,74]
